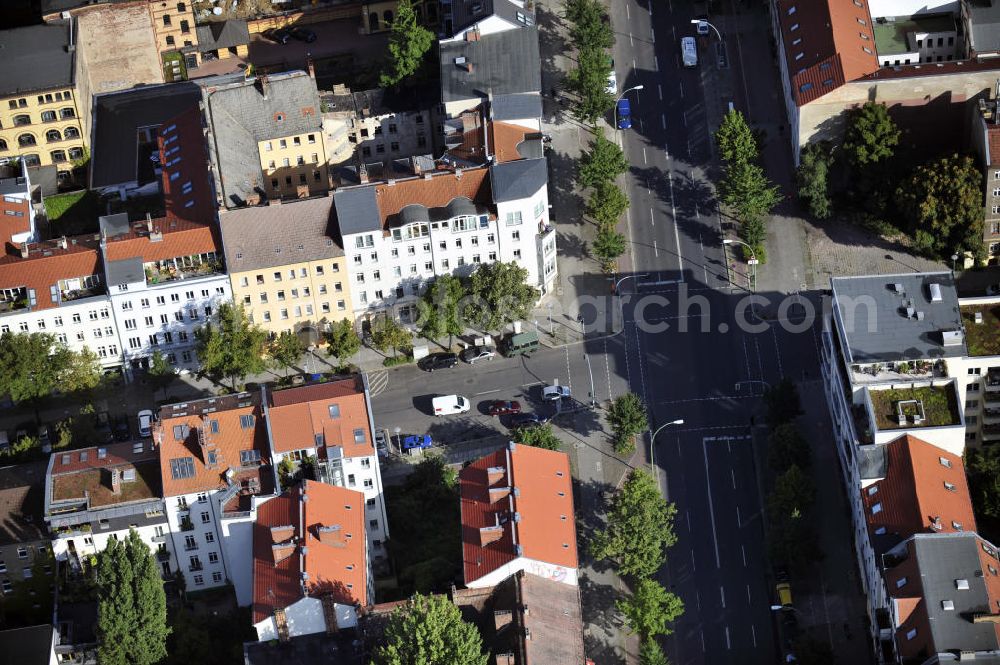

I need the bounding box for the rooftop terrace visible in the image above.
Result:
[868,384,961,431]
[872,14,957,56]
[51,461,160,509]
[961,304,1000,356]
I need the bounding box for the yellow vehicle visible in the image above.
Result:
[776,581,793,607]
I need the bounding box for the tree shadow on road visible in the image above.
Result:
[579,573,627,665]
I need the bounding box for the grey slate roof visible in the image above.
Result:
[219,196,344,272]
[0,462,48,547]
[968,0,1000,54]
[440,26,541,103]
[0,175,28,197]
[490,157,547,202]
[449,0,533,36]
[0,23,75,96]
[333,187,381,236]
[196,19,250,52]
[105,257,144,287]
[911,532,1000,654]
[830,272,967,363]
[491,92,542,121]
[90,82,202,189]
[98,213,131,239]
[202,72,322,208]
[0,625,56,665]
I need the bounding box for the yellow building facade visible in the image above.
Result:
[259,131,330,201]
[0,88,86,176]
[148,0,199,52]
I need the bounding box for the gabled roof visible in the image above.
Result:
[440,27,541,103]
[490,157,546,202]
[774,0,879,105]
[459,443,577,586]
[267,379,375,459]
[0,236,102,312]
[333,187,381,236]
[252,480,367,624]
[0,462,48,547]
[102,220,220,266]
[376,168,492,228]
[220,196,344,273]
[490,93,542,122]
[155,392,274,498]
[0,23,75,96]
[863,435,976,555]
[195,19,250,52]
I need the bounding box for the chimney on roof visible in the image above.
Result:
[317,524,348,548]
[466,27,481,42]
[110,468,122,495]
[359,162,369,184]
[146,213,153,234]
[412,157,422,175]
[973,613,1000,624]
[258,75,271,100]
[57,236,67,250]
[270,525,295,543]
[306,58,316,80]
[18,243,28,259]
[272,541,296,565]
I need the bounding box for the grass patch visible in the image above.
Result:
[162,51,188,83]
[45,190,102,235]
[962,305,1000,357]
[383,355,413,367]
[869,385,960,430]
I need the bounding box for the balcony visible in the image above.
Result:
[0,290,30,314]
[179,516,194,532]
[184,543,199,551]
[849,359,946,385]
[988,369,1000,392]
[188,562,203,572]
[156,547,170,562]
[143,253,222,285]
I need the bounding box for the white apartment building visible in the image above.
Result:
[332,157,554,322]
[100,213,230,377]
[155,392,277,604]
[264,377,389,562]
[44,441,176,577]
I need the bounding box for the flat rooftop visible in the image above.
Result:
[51,460,160,509]
[831,273,967,363]
[867,384,961,430]
[961,304,1000,356]
[872,14,957,56]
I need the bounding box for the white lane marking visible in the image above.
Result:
[702,437,722,568]
[473,388,502,396]
[725,625,731,650]
[746,584,752,606]
[603,337,612,406]
[633,58,637,71]
[752,624,758,647]
[742,544,747,566]
[679,81,684,98]
[650,207,655,227]
[672,24,676,40]
[731,468,736,489]
[653,239,658,257]
[642,147,647,164]
[700,630,705,652]
[665,142,669,159]
[648,3,652,15]
[682,113,687,128]
[658,84,663,100]
[651,28,655,43]
[755,338,765,387]
[742,338,752,382]
[667,172,683,280]
[736,505,742,527]
[720,586,726,608]
[691,548,697,572]
[696,589,701,611]
[633,324,649,410]
[772,325,785,378]
[626,3,629,18]
[701,235,709,282]
[630,32,634,46]
[661,115,666,129]
[686,510,691,531]
[654,55,659,71]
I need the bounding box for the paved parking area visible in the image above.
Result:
[249,18,388,84]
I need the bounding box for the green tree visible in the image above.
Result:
[592,223,627,267]
[720,161,781,227]
[715,109,758,166]
[768,464,815,522]
[764,378,802,427]
[516,423,562,451]
[639,636,670,665]
[578,132,628,190]
[607,392,648,455]
[379,0,434,87]
[768,515,819,568]
[796,142,833,219]
[843,101,900,168]
[617,578,684,638]
[466,261,539,333]
[588,180,630,226]
[768,423,812,474]
[373,593,487,665]
[566,0,613,49]
[147,350,175,400]
[326,318,361,366]
[591,469,677,578]
[417,274,467,346]
[0,332,74,422]
[895,154,985,260]
[567,47,615,124]
[194,302,268,391]
[967,445,1000,519]
[59,347,102,395]
[370,314,412,358]
[269,330,303,378]
[96,530,169,665]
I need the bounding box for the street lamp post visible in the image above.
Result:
[650,419,685,480]
[614,85,645,130]
[952,253,959,273]
[723,238,758,318]
[614,273,649,294]
[691,18,723,42]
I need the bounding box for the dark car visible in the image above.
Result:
[94,410,114,443]
[419,352,459,372]
[113,414,131,442]
[489,400,522,416]
[290,26,317,43]
[508,412,546,429]
[402,434,432,450]
[264,27,292,44]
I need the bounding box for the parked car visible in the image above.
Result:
[695,14,710,35]
[432,394,470,416]
[461,346,496,364]
[420,352,459,372]
[616,98,632,129]
[95,410,113,443]
[137,409,154,438]
[541,384,571,401]
[38,425,51,451]
[508,412,546,429]
[402,434,432,450]
[605,59,617,95]
[681,35,698,67]
[290,26,317,42]
[489,400,522,416]
[264,27,292,44]
[113,414,131,442]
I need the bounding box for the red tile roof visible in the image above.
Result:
[48,441,161,510]
[862,435,976,541]
[374,168,491,229]
[0,197,31,246]
[490,121,533,164]
[267,378,375,459]
[0,236,102,312]
[775,0,879,105]
[988,124,1000,165]
[252,480,367,624]
[155,393,273,498]
[157,106,216,226]
[459,443,577,587]
[103,220,220,264]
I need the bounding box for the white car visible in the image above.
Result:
[461,346,496,364]
[541,385,571,401]
[606,61,617,95]
[137,409,154,438]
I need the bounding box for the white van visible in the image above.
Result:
[432,394,470,416]
[681,36,698,67]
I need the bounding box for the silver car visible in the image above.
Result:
[541,385,571,401]
[461,346,496,364]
